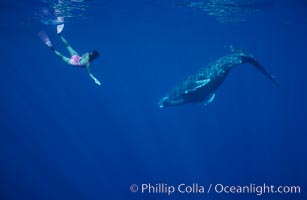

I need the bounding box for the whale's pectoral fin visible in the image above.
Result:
[203,93,215,106]
[184,79,211,94]
[196,79,211,86]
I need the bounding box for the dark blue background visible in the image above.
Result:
[0,0,306,199]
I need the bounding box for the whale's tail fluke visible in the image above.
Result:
[243,56,280,86]
[229,45,280,86]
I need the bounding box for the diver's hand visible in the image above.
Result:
[87,70,101,86]
[94,78,101,85]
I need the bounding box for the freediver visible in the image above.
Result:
[38,24,101,85]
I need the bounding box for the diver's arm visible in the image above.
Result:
[86,64,101,85]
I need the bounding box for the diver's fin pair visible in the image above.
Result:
[38,24,64,50]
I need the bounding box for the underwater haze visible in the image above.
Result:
[0,0,306,199]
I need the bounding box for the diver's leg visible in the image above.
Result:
[53,49,71,65]
[38,31,70,65]
[58,35,79,56]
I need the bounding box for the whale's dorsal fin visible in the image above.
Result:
[227,45,254,58]
[228,45,242,53]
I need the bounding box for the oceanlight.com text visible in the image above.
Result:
[214,183,301,196]
[130,183,301,196]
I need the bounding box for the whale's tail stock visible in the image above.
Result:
[229,45,280,86]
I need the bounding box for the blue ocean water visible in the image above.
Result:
[0,0,306,199]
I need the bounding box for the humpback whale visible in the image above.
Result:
[159,46,279,108]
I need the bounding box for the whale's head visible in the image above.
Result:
[158,95,185,108]
[158,97,170,108]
